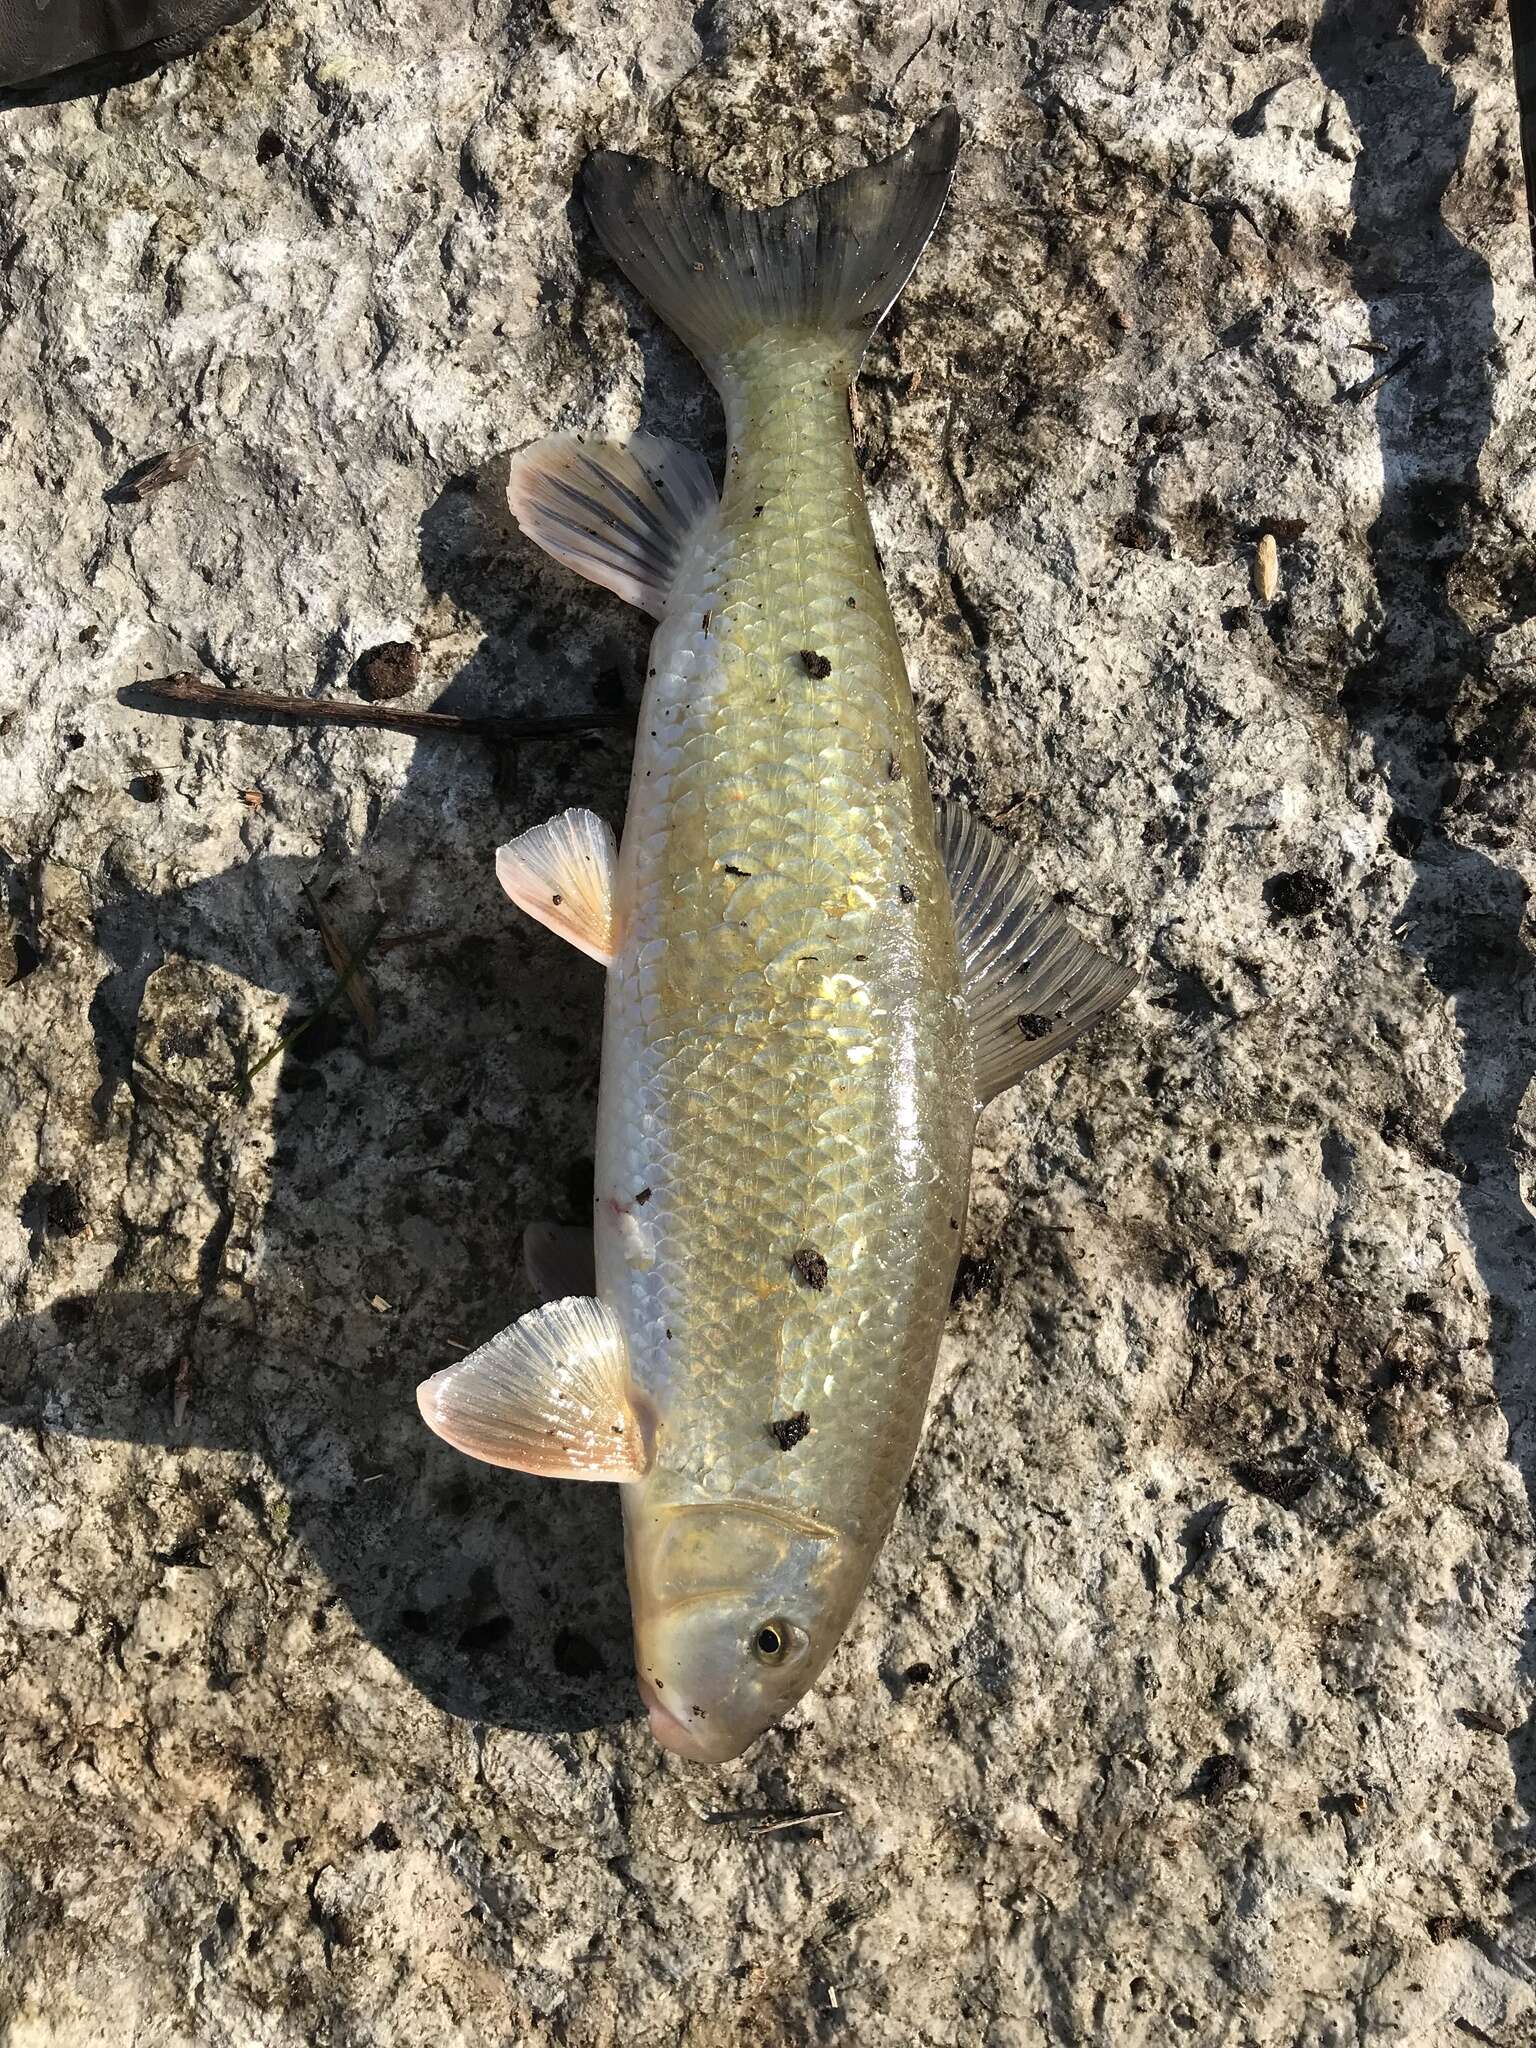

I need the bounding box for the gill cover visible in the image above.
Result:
[627,1498,851,1763]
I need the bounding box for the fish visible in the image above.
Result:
[416,108,1136,1763]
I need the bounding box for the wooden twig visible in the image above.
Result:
[1346,340,1425,405]
[704,1805,847,1836]
[120,673,632,744]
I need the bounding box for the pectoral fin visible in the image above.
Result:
[417,1296,650,1481]
[497,807,618,963]
[507,431,717,617]
[939,802,1137,1107]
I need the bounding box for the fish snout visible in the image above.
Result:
[638,1674,751,1763]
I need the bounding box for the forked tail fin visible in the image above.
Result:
[579,108,961,384]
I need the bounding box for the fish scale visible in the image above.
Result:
[601,334,975,1598]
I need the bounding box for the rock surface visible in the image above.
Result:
[2,3,1534,2042]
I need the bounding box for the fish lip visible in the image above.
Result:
[638,1675,743,1763]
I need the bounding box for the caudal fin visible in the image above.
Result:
[579,108,960,383]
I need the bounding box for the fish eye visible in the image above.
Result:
[753,1619,793,1664]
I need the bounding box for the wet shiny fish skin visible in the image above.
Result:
[601,328,975,1753]
[416,111,1133,1762]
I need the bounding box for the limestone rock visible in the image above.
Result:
[1,3,1533,2042]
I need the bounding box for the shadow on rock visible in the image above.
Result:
[6,468,646,1736]
[1314,2,1536,1833]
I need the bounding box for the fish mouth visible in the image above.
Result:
[638,1675,742,1763]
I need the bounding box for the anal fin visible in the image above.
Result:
[417,1296,650,1482]
[497,807,618,964]
[507,431,717,617]
[939,801,1137,1107]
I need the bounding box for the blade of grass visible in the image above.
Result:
[301,880,379,1045]
[245,906,389,1085]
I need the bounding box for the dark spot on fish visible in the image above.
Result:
[790,1246,829,1291]
[551,893,563,906]
[949,1217,960,1230]
[634,1186,652,1206]
[1017,1012,1053,1040]
[723,864,750,877]
[753,504,764,518]
[702,612,713,632]
[853,954,867,962]
[846,596,857,607]
[665,1327,673,1340]
[769,1411,810,1452]
[898,883,916,904]
[800,650,832,679]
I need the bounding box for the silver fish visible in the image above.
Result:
[417,109,1136,1762]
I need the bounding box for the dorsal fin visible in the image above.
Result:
[939,802,1137,1107]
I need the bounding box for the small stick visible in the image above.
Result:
[750,1806,846,1836]
[704,1805,847,1835]
[1347,340,1425,404]
[121,673,632,744]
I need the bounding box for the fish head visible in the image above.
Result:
[627,1498,848,1763]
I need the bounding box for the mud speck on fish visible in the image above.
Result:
[790,1246,829,1291]
[769,1411,811,1451]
